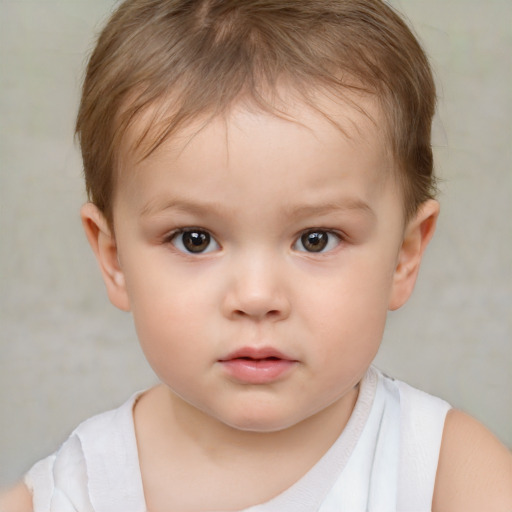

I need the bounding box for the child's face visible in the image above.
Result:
[86,92,434,432]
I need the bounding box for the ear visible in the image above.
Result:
[388,199,439,311]
[81,203,131,312]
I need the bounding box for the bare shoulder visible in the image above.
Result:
[0,482,33,512]
[433,409,512,511]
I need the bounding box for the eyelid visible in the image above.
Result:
[167,227,221,254]
[293,228,344,253]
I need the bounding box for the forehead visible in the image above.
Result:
[113,89,399,226]
[118,86,391,174]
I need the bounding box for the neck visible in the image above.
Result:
[143,382,359,466]
[134,382,360,511]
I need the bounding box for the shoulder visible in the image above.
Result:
[20,391,146,512]
[0,482,33,512]
[433,409,512,511]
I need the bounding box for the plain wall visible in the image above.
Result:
[1,0,511,487]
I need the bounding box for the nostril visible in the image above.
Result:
[232,308,282,320]
[225,288,291,321]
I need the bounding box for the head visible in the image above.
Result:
[76,0,437,230]
[79,0,439,432]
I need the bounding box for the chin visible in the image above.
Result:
[216,407,306,434]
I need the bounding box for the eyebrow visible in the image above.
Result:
[282,199,376,220]
[140,198,229,218]
[140,197,375,220]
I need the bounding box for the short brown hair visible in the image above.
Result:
[76,0,437,227]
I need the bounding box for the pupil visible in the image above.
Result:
[302,231,328,252]
[183,231,209,252]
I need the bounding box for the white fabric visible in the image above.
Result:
[25,393,145,512]
[25,367,451,511]
[396,379,452,510]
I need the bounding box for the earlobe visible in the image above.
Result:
[388,199,439,311]
[80,203,131,312]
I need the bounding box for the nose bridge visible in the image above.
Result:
[223,247,290,321]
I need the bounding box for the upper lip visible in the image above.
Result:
[219,346,296,362]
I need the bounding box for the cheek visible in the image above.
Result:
[125,268,216,367]
[300,258,394,359]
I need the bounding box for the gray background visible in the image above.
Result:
[1,0,511,487]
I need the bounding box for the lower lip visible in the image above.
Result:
[219,358,297,384]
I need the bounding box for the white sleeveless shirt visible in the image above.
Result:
[25,367,451,511]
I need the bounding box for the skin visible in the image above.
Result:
[2,93,511,511]
[102,95,417,509]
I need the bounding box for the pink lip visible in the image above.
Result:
[218,347,298,384]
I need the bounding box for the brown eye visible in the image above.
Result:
[301,231,328,252]
[183,231,210,252]
[295,230,340,253]
[172,229,219,254]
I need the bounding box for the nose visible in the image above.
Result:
[221,252,291,322]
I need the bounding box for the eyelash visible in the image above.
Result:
[293,229,342,254]
[167,228,220,254]
[166,228,343,255]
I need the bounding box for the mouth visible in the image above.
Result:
[220,347,294,362]
[218,347,298,384]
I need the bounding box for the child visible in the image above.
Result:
[2,0,511,510]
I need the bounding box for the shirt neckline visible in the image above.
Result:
[106,367,378,512]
